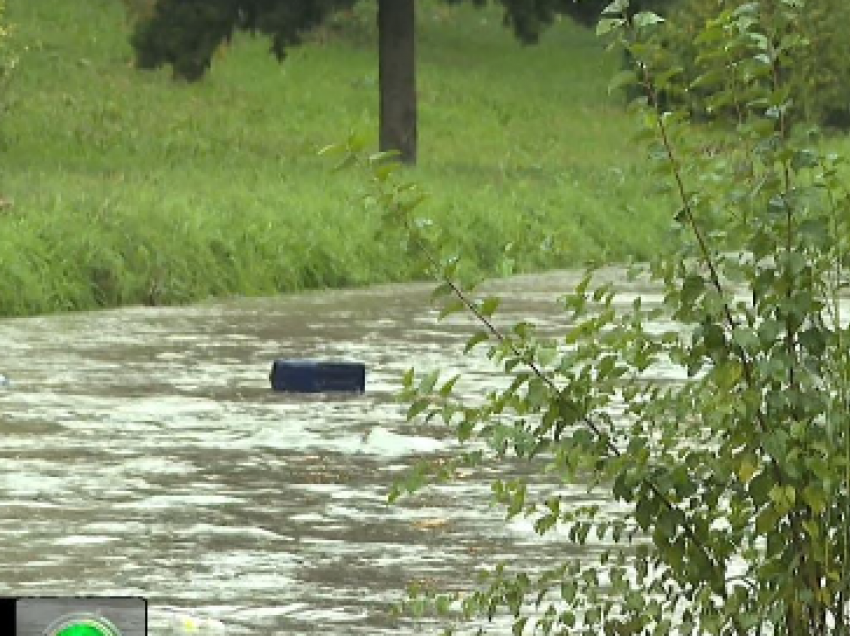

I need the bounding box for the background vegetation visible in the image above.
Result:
[384,1,850,632]
[0,0,672,317]
[660,0,850,128]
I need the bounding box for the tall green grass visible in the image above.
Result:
[0,0,671,316]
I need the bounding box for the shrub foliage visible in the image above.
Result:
[331,0,850,632]
[658,0,850,128]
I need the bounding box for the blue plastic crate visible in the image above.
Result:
[270,360,366,393]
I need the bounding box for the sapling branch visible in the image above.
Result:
[631,21,812,634]
[398,215,735,628]
[358,1,850,630]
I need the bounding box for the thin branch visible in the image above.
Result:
[406,227,733,628]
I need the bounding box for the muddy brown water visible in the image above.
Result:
[0,271,672,634]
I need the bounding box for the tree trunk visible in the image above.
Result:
[378,0,416,164]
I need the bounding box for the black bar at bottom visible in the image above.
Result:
[0,598,16,633]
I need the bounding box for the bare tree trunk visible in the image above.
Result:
[378,0,416,164]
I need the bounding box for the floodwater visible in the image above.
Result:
[0,271,668,634]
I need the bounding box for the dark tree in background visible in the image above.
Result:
[377,0,416,164]
[131,0,676,164]
[131,0,357,81]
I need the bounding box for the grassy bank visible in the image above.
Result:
[0,0,671,317]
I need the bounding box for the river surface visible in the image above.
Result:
[0,271,671,634]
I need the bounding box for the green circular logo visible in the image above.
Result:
[45,615,122,636]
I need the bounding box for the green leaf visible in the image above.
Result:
[318,142,345,157]
[802,484,827,514]
[479,296,500,318]
[596,17,625,36]
[369,150,400,165]
[331,152,357,172]
[632,11,664,28]
[792,149,818,170]
[418,370,440,395]
[680,273,705,306]
[406,398,429,421]
[512,617,528,636]
[748,470,774,506]
[401,367,414,389]
[608,69,637,94]
[737,456,758,484]
[526,379,549,410]
[439,375,460,397]
[464,330,490,354]
[537,345,557,367]
[731,327,759,351]
[690,69,725,90]
[439,298,465,319]
[602,0,629,17]
[755,505,780,535]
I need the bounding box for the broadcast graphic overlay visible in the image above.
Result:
[0,597,147,636]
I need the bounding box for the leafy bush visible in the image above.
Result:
[659,0,850,128]
[334,0,850,632]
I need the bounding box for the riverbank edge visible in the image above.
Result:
[0,199,655,318]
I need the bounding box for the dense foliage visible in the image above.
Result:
[655,0,850,128]
[444,0,676,39]
[131,0,356,80]
[130,0,677,81]
[332,0,850,632]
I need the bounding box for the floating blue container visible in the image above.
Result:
[270,359,366,393]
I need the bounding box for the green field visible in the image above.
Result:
[0,0,671,316]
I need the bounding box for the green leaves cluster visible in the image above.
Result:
[130,0,678,83]
[647,0,850,128]
[333,0,850,633]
